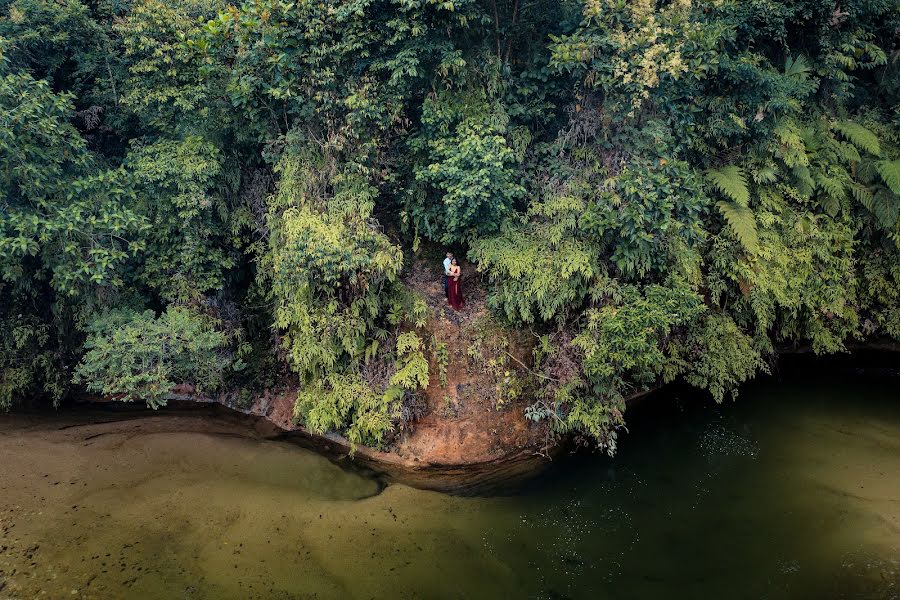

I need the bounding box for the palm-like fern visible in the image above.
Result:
[814,173,844,216]
[716,201,760,254]
[833,120,881,156]
[784,55,811,79]
[853,153,900,229]
[876,160,900,196]
[871,190,899,229]
[706,166,759,254]
[707,165,749,205]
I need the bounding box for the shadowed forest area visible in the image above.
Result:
[1,0,899,455]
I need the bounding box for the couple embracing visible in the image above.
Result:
[442,252,464,311]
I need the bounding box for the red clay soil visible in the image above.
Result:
[392,258,548,465]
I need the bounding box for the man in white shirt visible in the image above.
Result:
[442,252,453,298]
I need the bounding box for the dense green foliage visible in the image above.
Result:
[1,0,898,450]
[73,306,235,408]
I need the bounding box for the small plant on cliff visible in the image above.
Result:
[441,394,457,418]
[525,402,554,423]
[462,316,526,411]
[235,388,254,410]
[431,336,449,388]
[493,368,523,411]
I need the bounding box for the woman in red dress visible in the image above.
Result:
[447,258,464,310]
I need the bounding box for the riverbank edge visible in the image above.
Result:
[146,385,658,495]
[164,391,568,495]
[80,341,900,494]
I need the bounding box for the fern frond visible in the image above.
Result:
[814,173,845,216]
[850,182,875,212]
[364,340,379,364]
[872,189,899,228]
[814,173,846,199]
[799,126,818,151]
[775,120,801,145]
[792,165,815,198]
[833,121,881,156]
[857,158,880,185]
[833,52,857,70]
[707,166,749,206]
[835,141,861,164]
[717,201,759,254]
[875,160,900,195]
[773,120,808,167]
[821,195,841,217]
[755,165,778,184]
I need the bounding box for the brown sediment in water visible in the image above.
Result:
[79,375,662,495]
[2,375,899,600]
[0,409,534,599]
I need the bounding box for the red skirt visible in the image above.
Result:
[448,277,464,310]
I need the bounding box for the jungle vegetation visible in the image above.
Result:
[1,0,898,451]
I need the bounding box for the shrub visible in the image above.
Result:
[73,306,232,408]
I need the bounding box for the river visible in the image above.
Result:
[1,366,898,599]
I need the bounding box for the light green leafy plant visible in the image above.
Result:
[73,307,232,409]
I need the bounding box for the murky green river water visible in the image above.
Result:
[1,369,898,599]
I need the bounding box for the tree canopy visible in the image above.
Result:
[1,0,898,451]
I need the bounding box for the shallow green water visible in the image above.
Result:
[1,372,898,599]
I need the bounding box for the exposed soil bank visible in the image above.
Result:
[159,394,560,496]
